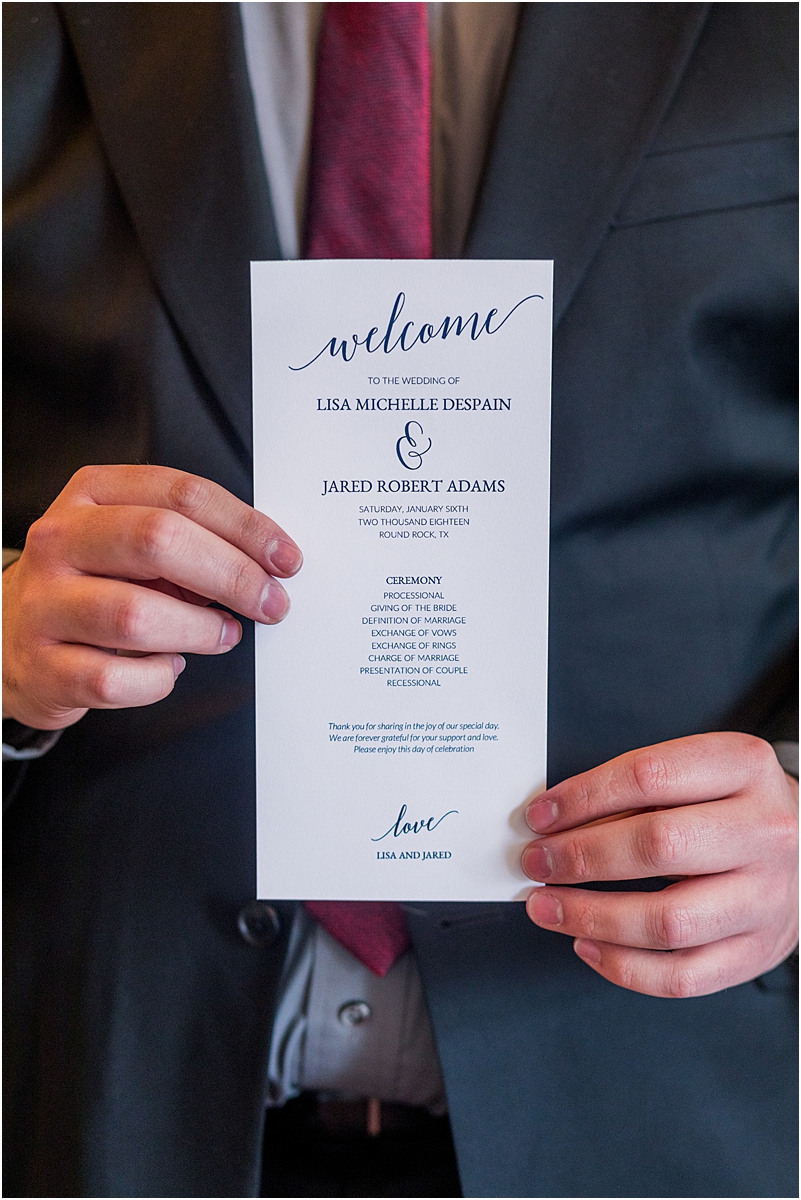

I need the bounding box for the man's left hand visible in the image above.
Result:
[523,733,798,997]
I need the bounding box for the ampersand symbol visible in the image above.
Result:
[396,421,432,470]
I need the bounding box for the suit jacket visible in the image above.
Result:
[3,3,798,1196]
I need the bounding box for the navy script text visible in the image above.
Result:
[372,802,458,842]
[289,291,542,371]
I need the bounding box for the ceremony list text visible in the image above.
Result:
[252,260,552,901]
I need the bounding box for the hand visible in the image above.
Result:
[3,465,302,730]
[522,733,798,997]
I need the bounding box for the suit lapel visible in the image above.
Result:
[62,2,711,453]
[467,2,710,324]
[63,2,280,463]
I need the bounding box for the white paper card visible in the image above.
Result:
[253,260,552,901]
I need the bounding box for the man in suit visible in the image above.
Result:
[4,3,798,1196]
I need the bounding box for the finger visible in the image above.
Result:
[526,732,782,833]
[48,576,242,654]
[522,798,756,884]
[61,465,303,577]
[138,578,214,606]
[571,932,779,998]
[60,505,291,624]
[38,643,185,712]
[526,874,756,950]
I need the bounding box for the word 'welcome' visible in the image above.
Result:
[289,291,542,371]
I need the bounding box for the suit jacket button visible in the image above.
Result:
[237,900,281,948]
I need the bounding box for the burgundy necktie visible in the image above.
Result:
[303,2,431,975]
[305,2,431,259]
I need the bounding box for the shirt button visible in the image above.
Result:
[237,900,281,948]
[338,1000,373,1027]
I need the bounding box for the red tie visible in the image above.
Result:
[305,2,431,259]
[303,2,431,975]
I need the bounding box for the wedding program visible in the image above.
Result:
[252,260,552,901]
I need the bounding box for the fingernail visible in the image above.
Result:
[220,617,242,649]
[574,938,601,964]
[528,891,563,926]
[268,540,303,576]
[260,581,290,622]
[526,798,558,832]
[173,654,186,676]
[522,841,553,880]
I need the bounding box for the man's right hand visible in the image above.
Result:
[2,465,303,730]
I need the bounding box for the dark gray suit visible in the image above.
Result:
[4,3,797,1196]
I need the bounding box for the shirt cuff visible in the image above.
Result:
[3,721,63,762]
